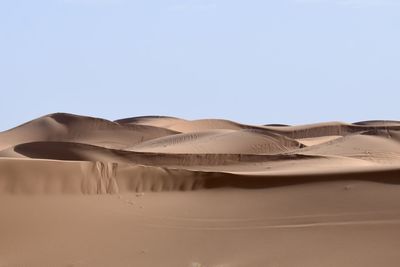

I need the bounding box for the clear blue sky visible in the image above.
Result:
[1,0,399,130]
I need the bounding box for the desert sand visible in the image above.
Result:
[1,113,400,266]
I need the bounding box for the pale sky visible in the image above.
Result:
[1,0,399,130]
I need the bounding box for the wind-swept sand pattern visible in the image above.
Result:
[1,113,400,266]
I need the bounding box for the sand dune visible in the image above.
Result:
[2,113,400,266]
[115,115,187,129]
[161,118,246,132]
[1,114,400,180]
[264,121,400,139]
[130,129,303,154]
[117,116,246,132]
[300,133,400,157]
[8,141,316,167]
[353,120,400,126]
[0,113,178,151]
[2,155,400,195]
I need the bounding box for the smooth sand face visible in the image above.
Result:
[1,113,400,266]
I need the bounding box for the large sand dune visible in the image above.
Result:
[1,113,400,266]
[0,113,178,151]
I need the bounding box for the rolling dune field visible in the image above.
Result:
[1,113,400,266]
